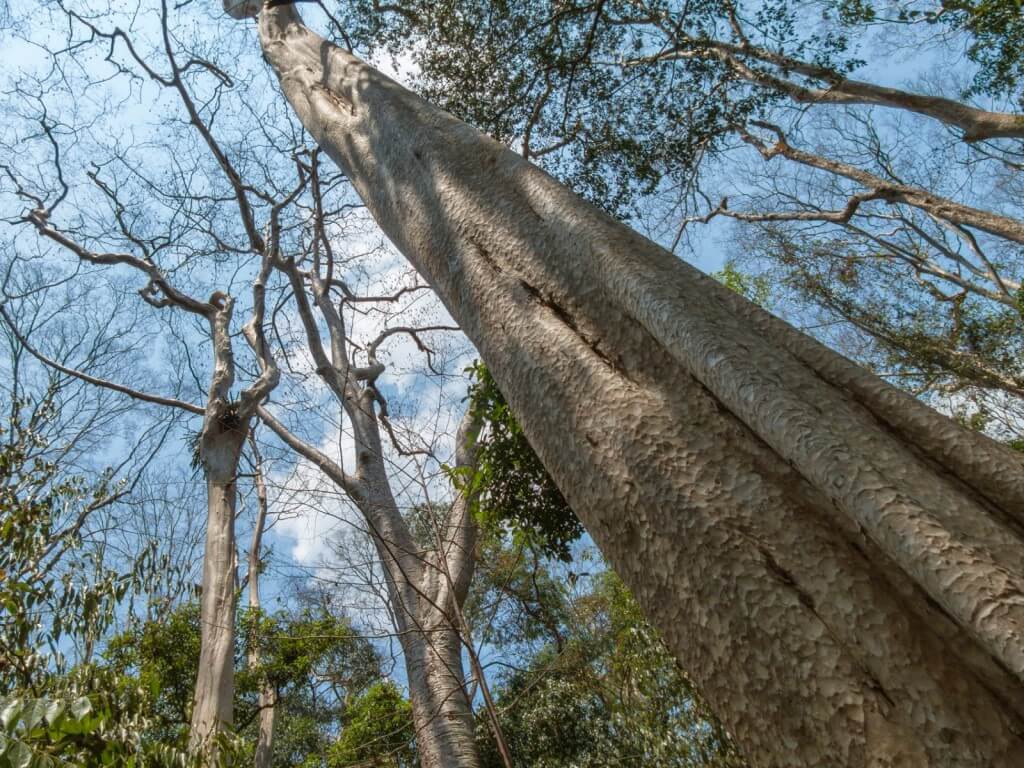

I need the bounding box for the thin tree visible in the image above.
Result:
[2,6,291,741]
[242,434,277,768]
[1,181,280,752]
[254,195,492,765]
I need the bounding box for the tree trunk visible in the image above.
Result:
[357,462,482,768]
[243,7,1024,765]
[253,248,486,766]
[402,600,481,768]
[189,426,246,755]
[248,445,277,768]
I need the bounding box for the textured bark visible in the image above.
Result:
[405,412,492,768]
[239,6,1024,765]
[357,445,482,768]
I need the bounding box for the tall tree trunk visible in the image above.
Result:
[401,597,481,768]
[357,461,482,768]
[254,234,486,766]
[248,442,277,768]
[189,424,246,753]
[188,274,278,759]
[258,397,485,768]
[238,8,1024,764]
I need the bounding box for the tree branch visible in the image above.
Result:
[739,122,1024,244]
[0,303,205,415]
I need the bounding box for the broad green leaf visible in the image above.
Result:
[69,697,91,722]
[21,700,46,731]
[43,702,64,727]
[7,739,31,768]
[0,699,23,730]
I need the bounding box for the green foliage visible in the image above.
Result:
[943,0,1024,99]
[737,224,1024,429]
[346,0,1024,216]
[475,567,745,767]
[464,361,583,562]
[0,394,187,766]
[348,0,770,217]
[0,396,144,693]
[0,668,198,768]
[833,0,1024,99]
[105,602,382,767]
[464,534,571,653]
[103,605,202,744]
[238,608,380,703]
[712,262,774,309]
[327,682,415,768]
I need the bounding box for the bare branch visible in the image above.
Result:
[630,36,1024,141]
[365,325,461,380]
[0,303,205,415]
[255,403,364,504]
[739,122,1024,244]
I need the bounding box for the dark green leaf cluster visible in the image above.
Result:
[0,667,196,768]
[465,361,583,562]
[104,602,383,767]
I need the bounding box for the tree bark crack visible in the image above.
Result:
[517,279,632,381]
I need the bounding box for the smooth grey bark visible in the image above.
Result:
[247,442,277,768]
[233,5,1024,765]
[257,405,482,768]
[190,422,246,751]
[190,274,279,756]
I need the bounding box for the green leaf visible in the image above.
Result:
[0,699,23,730]
[21,700,46,731]
[69,697,91,722]
[43,702,64,727]
[7,739,31,768]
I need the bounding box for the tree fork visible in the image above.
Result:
[229,4,1024,764]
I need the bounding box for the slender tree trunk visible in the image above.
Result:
[248,445,277,768]
[237,6,1024,765]
[187,266,277,759]
[401,598,481,768]
[253,238,486,766]
[357,463,482,768]
[189,425,246,754]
